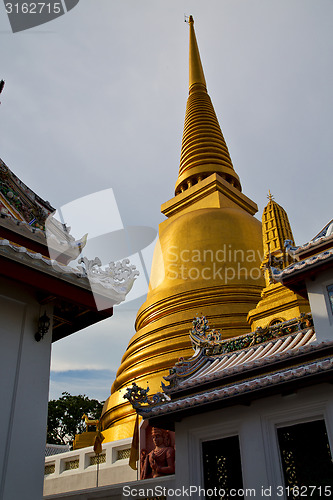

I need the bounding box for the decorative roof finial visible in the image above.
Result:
[267,190,274,201]
[184,14,194,24]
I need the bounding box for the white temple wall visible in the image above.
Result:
[174,383,333,500]
[0,276,52,500]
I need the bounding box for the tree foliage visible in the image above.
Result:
[47,392,104,448]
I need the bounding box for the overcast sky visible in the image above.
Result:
[1,0,332,401]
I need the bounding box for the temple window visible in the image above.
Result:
[202,435,244,497]
[277,420,333,495]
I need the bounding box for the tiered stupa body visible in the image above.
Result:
[100,17,265,441]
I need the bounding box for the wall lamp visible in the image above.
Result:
[35,311,51,342]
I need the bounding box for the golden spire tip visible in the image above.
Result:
[188,14,206,93]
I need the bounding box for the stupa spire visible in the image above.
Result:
[188,15,207,94]
[175,16,241,195]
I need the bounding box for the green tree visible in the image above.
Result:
[47,392,104,448]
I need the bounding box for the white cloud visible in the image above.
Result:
[49,369,115,401]
[51,304,138,373]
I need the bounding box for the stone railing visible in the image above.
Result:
[44,438,136,496]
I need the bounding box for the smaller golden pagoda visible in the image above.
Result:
[247,192,309,330]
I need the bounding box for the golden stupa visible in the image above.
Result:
[100,16,265,442]
[247,192,310,329]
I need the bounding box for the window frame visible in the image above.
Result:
[187,419,243,492]
[261,400,333,497]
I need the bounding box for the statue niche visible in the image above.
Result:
[140,427,175,479]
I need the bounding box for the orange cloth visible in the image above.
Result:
[93,431,104,455]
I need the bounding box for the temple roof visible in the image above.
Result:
[165,326,316,393]
[271,220,333,296]
[0,237,138,300]
[0,236,138,341]
[272,247,333,281]
[123,314,333,429]
[283,220,333,261]
[143,340,332,428]
[0,157,90,264]
[0,157,139,341]
[161,314,316,391]
[0,157,54,229]
[0,236,91,285]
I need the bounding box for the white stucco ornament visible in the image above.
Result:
[78,256,139,306]
[45,215,88,264]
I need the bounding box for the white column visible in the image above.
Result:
[0,278,52,500]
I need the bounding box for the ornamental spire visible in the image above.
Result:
[188,15,206,94]
[175,16,241,195]
[262,195,294,263]
[267,190,274,201]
